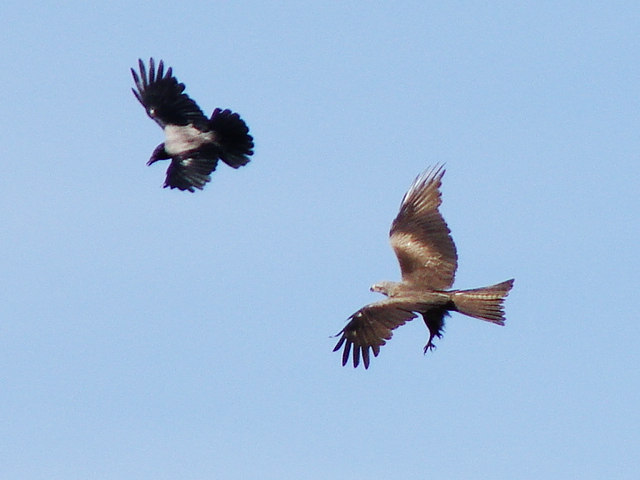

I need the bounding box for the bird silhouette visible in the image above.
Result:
[333,165,514,368]
[132,58,254,192]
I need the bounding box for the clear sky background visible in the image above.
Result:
[1,1,639,479]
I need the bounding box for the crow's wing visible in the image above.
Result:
[163,148,221,192]
[131,58,208,129]
[333,299,421,369]
[389,165,458,290]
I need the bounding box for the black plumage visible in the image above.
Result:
[131,58,254,192]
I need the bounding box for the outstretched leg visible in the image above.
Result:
[423,334,439,354]
[420,308,448,354]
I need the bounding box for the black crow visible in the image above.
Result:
[333,166,514,368]
[132,58,254,192]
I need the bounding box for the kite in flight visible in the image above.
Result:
[131,58,254,192]
[333,165,514,368]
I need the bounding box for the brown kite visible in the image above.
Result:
[333,165,514,368]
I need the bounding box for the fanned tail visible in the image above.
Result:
[209,108,254,168]
[451,279,514,325]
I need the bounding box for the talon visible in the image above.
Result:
[423,342,437,354]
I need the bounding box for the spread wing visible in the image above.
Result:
[131,58,209,129]
[163,148,221,192]
[333,299,421,369]
[389,165,458,290]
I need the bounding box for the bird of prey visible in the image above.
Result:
[333,165,514,369]
[131,58,254,192]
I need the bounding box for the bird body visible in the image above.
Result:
[131,58,254,192]
[334,166,514,369]
[163,124,216,156]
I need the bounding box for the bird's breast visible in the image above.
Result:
[163,124,215,156]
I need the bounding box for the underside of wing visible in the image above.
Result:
[131,58,208,129]
[163,149,221,192]
[333,299,419,369]
[389,165,458,290]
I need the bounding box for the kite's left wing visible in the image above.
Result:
[333,299,422,369]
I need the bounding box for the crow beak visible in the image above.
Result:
[147,144,169,166]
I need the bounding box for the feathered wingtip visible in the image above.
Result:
[400,164,446,208]
[131,58,173,104]
[332,332,380,370]
[332,319,385,370]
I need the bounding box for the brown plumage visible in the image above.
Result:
[333,165,514,369]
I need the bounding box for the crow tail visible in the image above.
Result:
[209,108,254,168]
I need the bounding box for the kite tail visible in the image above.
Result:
[451,279,514,325]
[209,108,254,168]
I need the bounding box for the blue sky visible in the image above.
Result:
[1,1,639,479]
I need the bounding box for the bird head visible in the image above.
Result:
[146,143,170,166]
[370,281,397,296]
